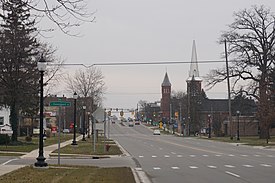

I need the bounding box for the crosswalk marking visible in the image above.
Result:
[243,165,253,168]
[260,164,272,167]
[138,155,144,158]
[164,155,170,158]
[189,166,198,169]
[171,167,179,169]
[224,165,235,168]
[207,165,217,169]
[152,155,157,158]
[153,167,161,170]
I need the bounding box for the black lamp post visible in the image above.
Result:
[82,105,86,141]
[236,111,240,141]
[71,92,78,145]
[34,56,48,167]
[208,114,211,138]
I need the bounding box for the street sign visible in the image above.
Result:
[92,107,105,122]
[50,101,71,107]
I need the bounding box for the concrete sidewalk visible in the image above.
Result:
[0,135,82,177]
[21,135,82,159]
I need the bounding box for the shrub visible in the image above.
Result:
[25,136,32,142]
[0,134,10,145]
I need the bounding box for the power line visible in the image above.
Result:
[48,60,227,68]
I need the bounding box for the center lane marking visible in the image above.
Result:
[225,171,240,178]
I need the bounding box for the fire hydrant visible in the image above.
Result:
[105,144,111,152]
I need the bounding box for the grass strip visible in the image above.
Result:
[0,165,135,183]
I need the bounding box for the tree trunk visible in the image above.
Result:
[10,102,18,142]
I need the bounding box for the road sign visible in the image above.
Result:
[50,101,71,107]
[92,107,105,122]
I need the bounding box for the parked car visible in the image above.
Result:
[63,129,70,133]
[153,129,161,135]
[134,121,140,125]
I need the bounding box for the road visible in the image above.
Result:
[110,121,275,183]
[1,121,274,183]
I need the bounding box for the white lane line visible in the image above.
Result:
[243,165,253,168]
[224,165,235,168]
[135,168,143,171]
[202,155,209,157]
[171,152,176,155]
[1,158,18,166]
[138,155,144,158]
[225,171,240,178]
[177,155,183,158]
[215,154,222,157]
[171,167,180,170]
[164,155,170,158]
[228,154,235,157]
[260,164,272,167]
[190,155,196,157]
[189,166,198,169]
[241,155,248,157]
[153,167,161,170]
[152,155,157,158]
[207,165,217,169]
[254,154,260,157]
[267,155,274,158]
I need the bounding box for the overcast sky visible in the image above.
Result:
[43,0,275,109]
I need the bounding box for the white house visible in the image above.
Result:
[0,107,13,135]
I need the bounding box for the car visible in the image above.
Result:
[63,129,70,133]
[128,122,134,127]
[134,121,140,125]
[153,129,161,135]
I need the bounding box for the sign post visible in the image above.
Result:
[49,100,71,165]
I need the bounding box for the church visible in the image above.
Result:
[160,41,262,137]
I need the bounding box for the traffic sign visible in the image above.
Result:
[50,101,71,107]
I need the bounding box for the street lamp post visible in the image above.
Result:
[71,92,78,145]
[82,105,86,141]
[34,56,48,167]
[236,111,240,141]
[208,114,211,138]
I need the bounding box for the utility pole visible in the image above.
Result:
[225,40,233,140]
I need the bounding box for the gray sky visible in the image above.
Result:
[44,0,275,109]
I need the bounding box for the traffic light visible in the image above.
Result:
[120,111,124,117]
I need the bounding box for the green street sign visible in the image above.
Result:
[50,101,71,107]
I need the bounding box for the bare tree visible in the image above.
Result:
[66,67,106,112]
[22,0,95,35]
[206,5,275,139]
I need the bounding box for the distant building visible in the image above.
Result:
[0,107,13,135]
[160,72,171,123]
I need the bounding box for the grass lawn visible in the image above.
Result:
[0,133,76,153]
[52,136,123,156]
[201,136,275,146]
[0,165,135,183]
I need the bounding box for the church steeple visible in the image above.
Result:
[161,72,171,121]
[162,72,171,86]
[187,40,202,82]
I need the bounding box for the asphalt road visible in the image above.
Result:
[110,121,275,183]
[1,121,274,183]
